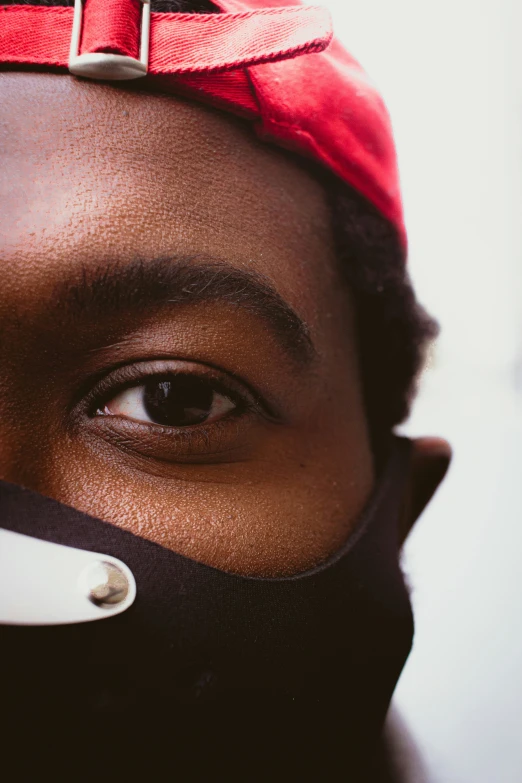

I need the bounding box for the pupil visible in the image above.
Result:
[143,376,214,427]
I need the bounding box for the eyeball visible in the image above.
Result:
[100,375,237,427]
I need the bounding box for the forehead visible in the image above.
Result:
[0,72,338,326]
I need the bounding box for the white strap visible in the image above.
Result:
[0,528,136,625]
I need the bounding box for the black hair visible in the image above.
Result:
[0,0,438,444]
[327,179,437,441]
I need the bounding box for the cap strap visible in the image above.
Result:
[0,3,332,76]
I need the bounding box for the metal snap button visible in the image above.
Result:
[79,561,130,609]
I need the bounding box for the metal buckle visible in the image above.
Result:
[68,0,151,81]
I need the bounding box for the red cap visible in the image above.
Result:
[0,0,406,247]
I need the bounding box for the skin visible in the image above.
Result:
[0,72,450,577]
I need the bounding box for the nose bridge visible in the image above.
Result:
[0,421,56,494]
[0,333,47,487]
[0,426,31,489]
[0,348,18,473]
[0,396,33,488]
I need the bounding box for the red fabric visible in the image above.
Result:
[0,4,332,73]
[0,6,71,67]
[154,70,260,117]
[0,0,406,249]
[82,0,141,59]
[150,6,331,73]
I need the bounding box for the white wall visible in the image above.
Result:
[323,2,522,781]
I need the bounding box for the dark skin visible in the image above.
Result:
[0,72,450,576]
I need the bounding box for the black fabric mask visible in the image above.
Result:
[0,436,413,781]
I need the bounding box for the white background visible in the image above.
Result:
[324,2,522,781]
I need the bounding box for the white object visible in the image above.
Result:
[0,528,136,625]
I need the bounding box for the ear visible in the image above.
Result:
[398,437,452,546]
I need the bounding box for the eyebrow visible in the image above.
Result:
[56,255,317,366]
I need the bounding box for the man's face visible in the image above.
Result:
[0,72,374,576]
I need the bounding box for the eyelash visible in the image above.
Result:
[84,359,265,430]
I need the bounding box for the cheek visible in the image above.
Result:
[0,306,374,577]
[20,414,373,578]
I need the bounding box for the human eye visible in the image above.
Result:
[80,359,271,463]
[98,373,238,428]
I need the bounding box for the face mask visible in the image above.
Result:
[0,435,413,780]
